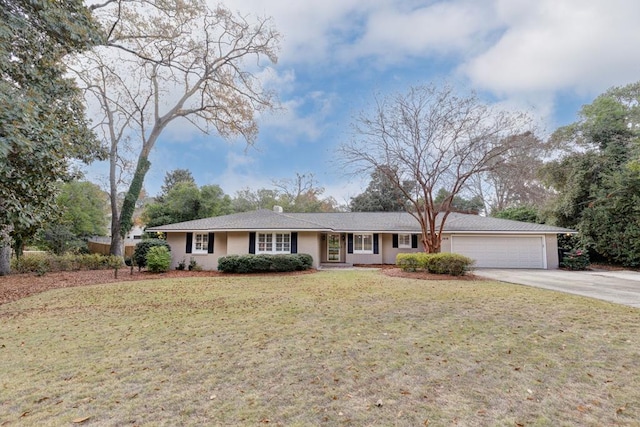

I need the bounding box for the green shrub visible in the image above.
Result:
[294,253,313,270]
[561,249,590,271]
[146,246,171,273]
[396,252,474,276]
[217,253,313,273]
[397,253,432,272]
[217,255,242,273]
[133,239,171,270]
[10,253,127,274]
[424,253,474,276]
[12,253,50,275]
[271,254,303,272]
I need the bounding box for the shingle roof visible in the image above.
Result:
[147,209,574,234]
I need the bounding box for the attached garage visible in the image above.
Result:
[451,235,546,269]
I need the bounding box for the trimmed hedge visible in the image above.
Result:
[217,253,313,273]
[10,253,124,275]
[133,239,171,269]
[396,252,474,276]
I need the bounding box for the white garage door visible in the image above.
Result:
[451,236,546,269]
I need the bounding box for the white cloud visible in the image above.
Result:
[260,90,338,144]
[341,1,497,63]
[462,0,640,96]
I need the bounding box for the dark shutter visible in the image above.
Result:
[411,234,418,249]
[249,232,256,254]
[347,233,353,254]
[392,234,398,248]
[291,232,298,254]
[373,234,379,254]
[207,233,215,253]
[185,232,193,254]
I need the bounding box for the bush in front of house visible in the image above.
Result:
[295,253,313,270]
[146,246,171,273]
[560,248,590,270]
[396,252,474,276]
[396,253,421,272]
[132,239,171,270]
[217,253,313,273]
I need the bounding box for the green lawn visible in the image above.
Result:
[1,270,639,426]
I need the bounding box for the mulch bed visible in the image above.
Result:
[0,266,479,306]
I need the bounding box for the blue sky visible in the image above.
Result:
[85,0,640,205]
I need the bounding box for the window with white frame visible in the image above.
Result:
[257,232,290,253]
[353,234,373,254]
[398,233,411,248]
[193,233,209,253]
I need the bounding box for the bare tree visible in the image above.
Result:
[341,84,533,253]
[469,132,552,214]
[69,0,280,255]
[272,173,339,212]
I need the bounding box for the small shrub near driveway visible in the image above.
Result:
[146,246,171,273]
[396,252,474,276]
[561,248,590,270]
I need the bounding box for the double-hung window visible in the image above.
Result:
[398,233,411,248]
[257,232,291,254]
[353,234,373,254]
[193,233,209,254]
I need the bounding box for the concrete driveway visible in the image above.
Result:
[474,269,640,308]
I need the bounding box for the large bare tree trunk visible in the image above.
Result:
[0,225,13,275]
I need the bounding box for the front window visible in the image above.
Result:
[398,234,411,248]
[193,233,208,253]
[257,232,290,253]
[354,234,373,254]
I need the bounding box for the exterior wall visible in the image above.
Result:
[381,233,424,264]
[545,234,560,269]
[166,232,187,270]
[167,231,322,270]
[166,232,228,271]
[227,231,250,255]
[296,231,321,268]
[346,252,383,265]
[440,234,452,253]
[165,230,561,270]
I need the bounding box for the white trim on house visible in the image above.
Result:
[192,232,209,254]
[256,231,291,254]
[398,233,411,248]
[353,233,373,254]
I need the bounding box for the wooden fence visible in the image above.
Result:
[88,241,135,258]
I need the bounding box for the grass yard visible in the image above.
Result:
[1,270,639,426]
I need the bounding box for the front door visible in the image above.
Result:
[327,233,341,262]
